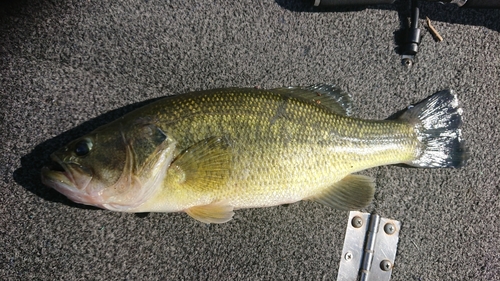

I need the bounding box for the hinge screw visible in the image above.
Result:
[344,252,353,261]
[351,216,363,228]
[380,260,393,271]
[384,222,396,235]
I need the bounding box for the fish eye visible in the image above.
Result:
[74,139,92,156]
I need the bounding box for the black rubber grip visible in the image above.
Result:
[463,0,500,8]
[313,0,396,6]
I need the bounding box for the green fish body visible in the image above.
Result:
[42,85,467,223]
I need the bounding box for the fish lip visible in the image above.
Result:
[42,154,76,188]
[41,154,93,204]
[42,152,132,210]
[41,166,81,203]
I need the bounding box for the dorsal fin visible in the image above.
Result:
[271,84,353,116]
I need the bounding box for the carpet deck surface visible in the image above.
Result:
[1,1,499,280]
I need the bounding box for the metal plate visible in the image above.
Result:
[337,211,401,281]
[337,212,370,281]
[369,216,401,281]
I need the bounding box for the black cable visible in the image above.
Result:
[410,0,419,29]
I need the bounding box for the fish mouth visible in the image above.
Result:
[41,155,94,205]
[42,155,76,189]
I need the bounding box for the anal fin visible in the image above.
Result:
[309,174,375,211]
[185,201,235,224]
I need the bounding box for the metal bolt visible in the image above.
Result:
[384,222,396,235]
[344,252,353,261]
[380,260,393,271]
[402,58,413,68]
[351,216,363,228]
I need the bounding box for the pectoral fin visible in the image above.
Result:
[185,201,235,224]
[168,137,232,190]
[309,174,375,210]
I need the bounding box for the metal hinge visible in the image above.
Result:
[337,211,401,281]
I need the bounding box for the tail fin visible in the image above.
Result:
[398,90,468,168]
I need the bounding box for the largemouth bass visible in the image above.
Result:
[41,85,467,223]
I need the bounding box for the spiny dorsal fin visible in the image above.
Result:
[309,174,375,210]
[168,137,232,191]
[185,201,235,224]
[272,84,353,116]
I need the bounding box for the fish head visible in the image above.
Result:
[41,118,177,211]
